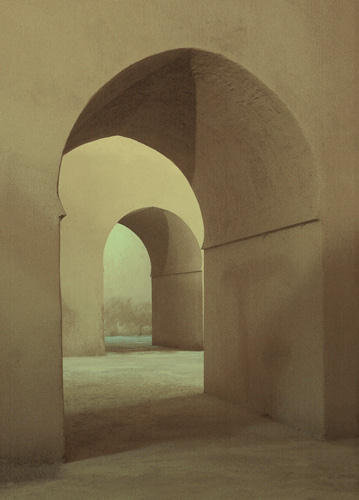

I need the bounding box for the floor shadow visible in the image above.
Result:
[0,461,63,486]
[64,393,261,462]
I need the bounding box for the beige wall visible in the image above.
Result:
[60,137,203,356]
[1,0,358,462]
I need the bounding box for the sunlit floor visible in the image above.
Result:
[1,340,358,499]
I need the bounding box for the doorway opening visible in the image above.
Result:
[59,137,205,461]
[63,207,204,462]
[103,223,152,353]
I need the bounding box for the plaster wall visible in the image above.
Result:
[0,0,358,462]
[204,221,325,435]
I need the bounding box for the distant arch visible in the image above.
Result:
[117,206,203,349]
[60,136,204,357]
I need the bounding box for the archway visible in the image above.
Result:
[103,207,204,352]
[120,207,203,350]
[63,206,204,461]
[59,136,203,357]
[103,223,152,344]
[61,48,323,435]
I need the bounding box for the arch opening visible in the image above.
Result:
[60,47,324,458]
[103,223,152,349]
[59,136,205,460]
[119,206,204,351]
[102,206,205,353]
[62,48,318,248]
[59,136,204,357]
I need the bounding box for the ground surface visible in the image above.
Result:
[1,337,358,499]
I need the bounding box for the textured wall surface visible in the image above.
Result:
[1,0,358,462]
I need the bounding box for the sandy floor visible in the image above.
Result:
[1,338,358,499]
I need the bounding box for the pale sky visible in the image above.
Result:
[104,223,151,305]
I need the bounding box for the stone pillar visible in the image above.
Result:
[61,216,106,356]
[0,167,64,462]
[152,270,203,350]
[204,221,326,436]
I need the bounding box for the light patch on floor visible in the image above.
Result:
[1,344,358,499]
[104,335,157,352]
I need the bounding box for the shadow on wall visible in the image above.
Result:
[104,297,151,336]
[61,301,76,346]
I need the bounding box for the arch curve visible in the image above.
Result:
[64,48,318,248]
[120,206,202,277]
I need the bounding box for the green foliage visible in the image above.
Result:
[104,297,152,336]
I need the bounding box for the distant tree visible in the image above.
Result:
[104,296,151,336]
